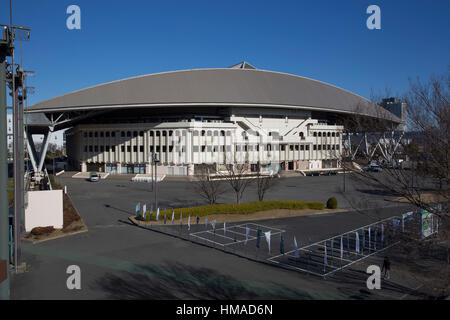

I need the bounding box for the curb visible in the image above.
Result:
[22,228,89,244]
[128,208,348,227]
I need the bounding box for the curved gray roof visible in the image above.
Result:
[26,67,400,122]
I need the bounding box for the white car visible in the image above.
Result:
[89,172,100,182]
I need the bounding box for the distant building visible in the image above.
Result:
[380,98,407,131]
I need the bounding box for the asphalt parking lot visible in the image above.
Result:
[10,174,420,300]
[54,174,393,228]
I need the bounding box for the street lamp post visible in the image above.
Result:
[152,153,160,210]
[0,23,13,301]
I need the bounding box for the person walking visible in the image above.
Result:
[381,256,391,279]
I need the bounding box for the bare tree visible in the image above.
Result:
[255,166,279,201]
[191,164,224,205]
[342,73,449,221]
[334,72,449,297]
[221,156,254,204]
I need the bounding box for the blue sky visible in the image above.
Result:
[2,0,449,106]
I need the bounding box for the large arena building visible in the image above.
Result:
[25,62,402,176]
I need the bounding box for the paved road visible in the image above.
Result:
[10,175,416,299]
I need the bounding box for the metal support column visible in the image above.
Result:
[12,68,23,268]
[0,40,10,301]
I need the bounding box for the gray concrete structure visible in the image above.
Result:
[25,62,401,175]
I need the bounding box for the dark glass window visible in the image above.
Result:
[89,146,93,152]
[121,131,125,137]
[100,146,104,152]
[94,146,98,152]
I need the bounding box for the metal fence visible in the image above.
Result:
[134,209,435,277]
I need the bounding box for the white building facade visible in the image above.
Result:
[65,107,343,175]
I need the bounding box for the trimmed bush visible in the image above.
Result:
[326,197,338,209]
[142,201,325,221]
[30,226,55,236]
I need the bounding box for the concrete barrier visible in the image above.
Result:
[25,190,63,232]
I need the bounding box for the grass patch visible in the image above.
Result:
[49,175,63,190]
[137,200,325,221]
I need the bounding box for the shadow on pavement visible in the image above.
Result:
[92,261,316,300]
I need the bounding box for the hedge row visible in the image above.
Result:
[137,200,325,221]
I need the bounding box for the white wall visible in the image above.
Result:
[25,190,63,232]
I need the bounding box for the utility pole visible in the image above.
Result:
[0,23,13,301]
[153,153,160,209]
[12,66,24,269]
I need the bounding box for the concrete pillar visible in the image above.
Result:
[81,161,87,172]
[117,163,122,174]
[187,164,194,176]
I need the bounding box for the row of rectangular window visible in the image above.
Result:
[83,130,232,138]
[312,132,340,137]
[84,144,340,153]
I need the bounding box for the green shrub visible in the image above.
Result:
[326,197,338,209]
[156,200,325,219]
